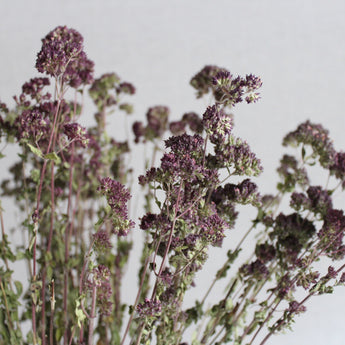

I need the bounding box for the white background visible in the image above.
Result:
[1,1,345,344]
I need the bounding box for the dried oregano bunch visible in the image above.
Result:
[0,26,344,345]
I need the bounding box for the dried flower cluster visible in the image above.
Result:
[0,26,344,345]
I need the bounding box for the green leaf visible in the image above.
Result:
[75,298,87,328]
[154,197,161,209]
[225,297,233,311]
[301,146,306,160]
[28,234,36,253]
[15,251,26,260]
[27,143,44,159]
[30,169,40,183]
[14,281,23,297]
[45,152,61,164]
[46,266,53,282]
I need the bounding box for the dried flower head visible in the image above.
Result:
[22,77,50,101]
[98,177,134,236]
[190,65,228,98]
[92,230,112,251]
[240,259,269,280]
[136,298,162,318]
[224,179,261,206]
[283,121,336,168]
[272,213,316,263]
[36,26,94,88]
[182,112,203,134]
[117,82,136,95]
[318,209,345,260]
[86,265,113,316]
[202,105,232,143]
[255,242,276,263]
[146,106,169,139]
[191,65,262,107]
[63,122,89,148]
[330,152,345,185]
[211,135,263,176]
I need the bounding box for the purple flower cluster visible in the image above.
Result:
[199,213,227,245]
[202,105,233,143]
[330,152,345,186]
[211,186,239,229]
[276,273,294,299]
[63,122,89,148]
[213,71,262,105]
[139,213,170,233]
[255,242,276,263]
[169,112,203,136]
[272,213,316,263]
[190,65,262,107]
[139,133,218,189]
[98,177,134,236]
[92,264,110,287]
[92,230,112,251]
[133,106,169,143]
[240,259,269,280]
[224,179,261,206]
[318,209,345,260]
[290,186,332,217]
[283,121,336,169]
[209,179,260,233]
[16,108,50,142]
[64,51,94,88]
[165,133,203,154]
[326,266,338,279]
[0,101,8,114]
[190,65,228,98]
[164,134,217,184]
[136,298,162,318]
[117,82,136,95]
[13,100,71,149]
[287,300,306,314]
[182,112,204,133]
[211,136,263,176]
[36,26,94,88]
[22,77,51,102]
[87,264,112,316]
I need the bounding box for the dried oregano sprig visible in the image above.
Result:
[0,26,135,345]
[122,79,264,344]
[190,117,345,345]
[0,27,345,345]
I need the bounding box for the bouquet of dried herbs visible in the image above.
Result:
[0,26,344,345]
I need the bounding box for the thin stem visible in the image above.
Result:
[40,160,56,345]
[0,279,14,331]
[259,262,345,345]
[131,183,183,345]
[120,254,151,345]
[64,143,75,345]
[200,192,282,309]
[31,83,64,343]
[88,285,97,345]
[200,279,238,344]
[151,183,183,299]
[49,279,55,345]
